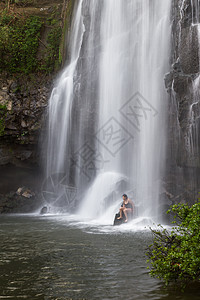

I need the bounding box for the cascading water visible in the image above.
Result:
[44,0,171,222]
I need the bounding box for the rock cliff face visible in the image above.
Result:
[165,0,200,205]
[0,0,75,197]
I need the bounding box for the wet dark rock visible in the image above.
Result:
[40,206,48,214]
[172,60,182,72]
[165,0,200,205]
[164,72,173,91]
[0,187,41,214]
[179,25,199,74]
[9,81,19,93]
[113,211,134,226]
[16,187,35,198]
[0,75,53,166]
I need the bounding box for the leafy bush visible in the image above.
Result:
[146,202,200,288]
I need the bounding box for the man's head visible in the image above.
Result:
[122,194,128,201]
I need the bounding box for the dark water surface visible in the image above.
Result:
[0,215,199,300]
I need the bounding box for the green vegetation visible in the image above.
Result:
[14,1,33,7]
[0,104,7,136]
[39,8,62,73]
[146,202,200,289]
[0,10,42,74]
[59,0,75,64]
[0,4,65,75]
[3,1,34,8]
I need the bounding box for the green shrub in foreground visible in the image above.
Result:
[146,202,200,288]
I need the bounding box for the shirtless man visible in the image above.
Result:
[117,194,134,223]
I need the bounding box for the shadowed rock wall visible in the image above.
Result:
[164,0,200,206]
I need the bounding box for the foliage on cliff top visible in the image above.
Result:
[0,9,42,74]
[146,202,200,289]
[59,0,75,64]
[39,6,62,73]
[0,2,65,75]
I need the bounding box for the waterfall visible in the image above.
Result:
[43,0,171,221]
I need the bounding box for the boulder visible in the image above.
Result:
[113,210,134,226]
[40,206,48,214]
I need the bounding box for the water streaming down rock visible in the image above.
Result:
[191,0,200,24]
[189,1,200,164]
[164,0,200,205]
[180,0,200,167]
[44,0,171,220]
[46,1,84,177]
